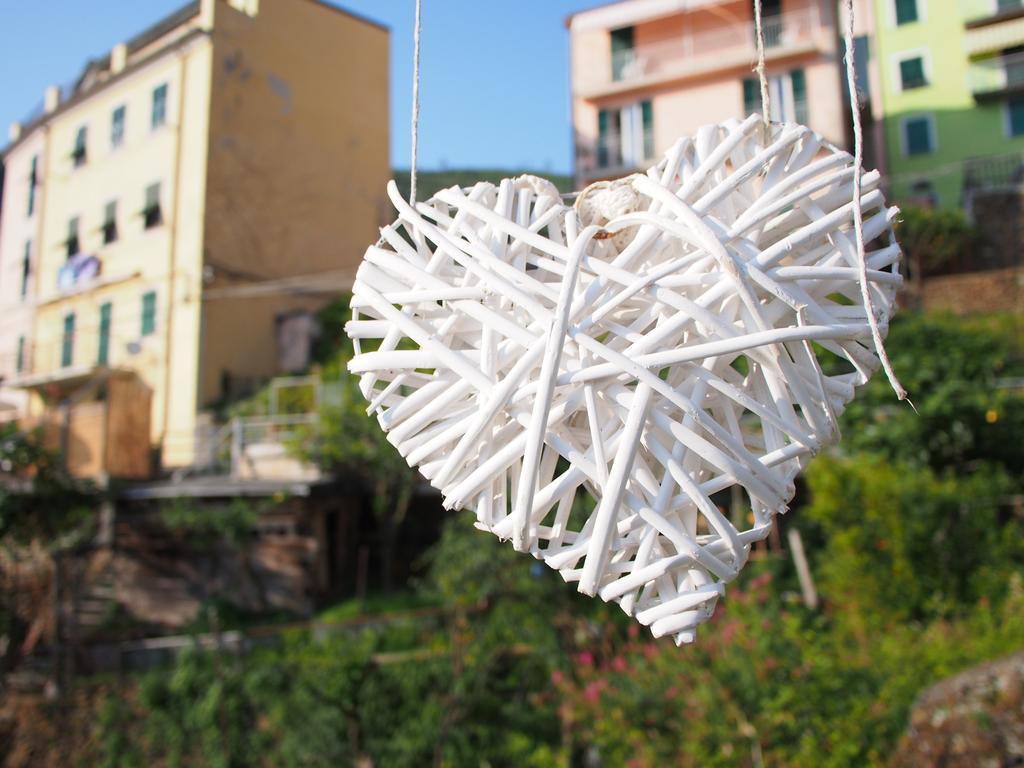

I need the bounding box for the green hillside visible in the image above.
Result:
[391,168,573,202]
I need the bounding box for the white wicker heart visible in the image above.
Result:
[346,116,901,644]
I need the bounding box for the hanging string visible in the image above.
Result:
[843,0,909,403]
[409,0,423,204]
[752,0,771,137]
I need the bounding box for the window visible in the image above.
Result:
[72,126,87,167]
[902,115,935,155]
[899,56,928,90]
[909,179,937,207]
[66,217,80,258]
[27,155,38,217]
[757,0,783,48]
[1007,96,1024,136]
[143,183,163,228]
[103,201,118,244]
[894,0,918,24]
[98,303,112,365]
[16,336,25,375]
[111,105,126,148]
[20,242,31,299]
[597,100,653,169]
[152,83,168,129]
[61,313,75,368]
[998,0,1022,11]
[141,291,157,337]
[743,69,808,124]
[610,26,635,82]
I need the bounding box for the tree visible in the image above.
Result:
[896,206,978,305]
[302,295,420,591]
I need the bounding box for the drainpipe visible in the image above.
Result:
[159,51,191,471]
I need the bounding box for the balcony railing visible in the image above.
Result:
[964,152,1024,191]
[605,8,819,88]
[969,51,1024,97]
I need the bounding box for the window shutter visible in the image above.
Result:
[790,69,808,123]
[1009,97,1024,136]
[98,303,112,365]
[610,26,634,81]
[141,291,157,337]
[742,78,758,116]
[598,109,610,166]
[62,313,75,368]
[905,118,932,155]
[641,100,654,159]
[895,0,918,25]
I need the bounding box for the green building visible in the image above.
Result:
[873,0,1024,208]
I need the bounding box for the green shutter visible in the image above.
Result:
[62,313,75,368]
[152,84,168,129]
[16,337,25,374]
[899,57,926,89]
[641,100,654,159]
[141,291,157,337]
[27,156,37,217]
[895,0,918,25]
[743,78,758,116]
[598,109,610,166]
[790,69,808,124]
[610,26,634,81]
[1009,97,1024,136]
[905,118,933,155]
[98,303,112,365]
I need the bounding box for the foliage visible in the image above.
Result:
[896,205,978,279]
[0,423,97,546]
[802,455,1024,623]
[391,169,573,205]
[159,497,260,548]
[73,310,1024,767]
[831,312,1024,475]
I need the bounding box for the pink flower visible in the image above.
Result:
[628,625,640,639]
[576,651,594,667]
[584,682,602,703]
[612,656,628,673]
[664,686,679,700]
[550,670,565,685]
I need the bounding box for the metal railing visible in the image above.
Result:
[968,51,1024,94]
[606,8,819,85]
[964,152,1024,191]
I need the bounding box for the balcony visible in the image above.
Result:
[969,51,1024,101]
[583,7,823,98]
[965,4,1024,56]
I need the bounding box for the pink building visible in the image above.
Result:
[568,0,884,186]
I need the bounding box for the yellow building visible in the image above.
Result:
[0,0,389,473]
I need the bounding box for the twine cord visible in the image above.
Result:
[409,0,423,204]
[753,0,771,136]
[843,0,909,402]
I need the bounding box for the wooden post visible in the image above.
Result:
[787,528,819,610]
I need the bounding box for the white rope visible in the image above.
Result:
[753,0,771,136]
[843,0,909,403]
[409,0,423,204]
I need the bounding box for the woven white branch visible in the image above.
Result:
[346,116,901,644]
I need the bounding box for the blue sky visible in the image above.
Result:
[0,1,600,174]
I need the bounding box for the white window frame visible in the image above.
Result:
[899,113,937,157]
[887,0,927,27]
[891,49,932,93]
[601,101,652,168]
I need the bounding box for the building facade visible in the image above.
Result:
[568,0,884,187]
[873,0,1024,208]
[0,0,389,473]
